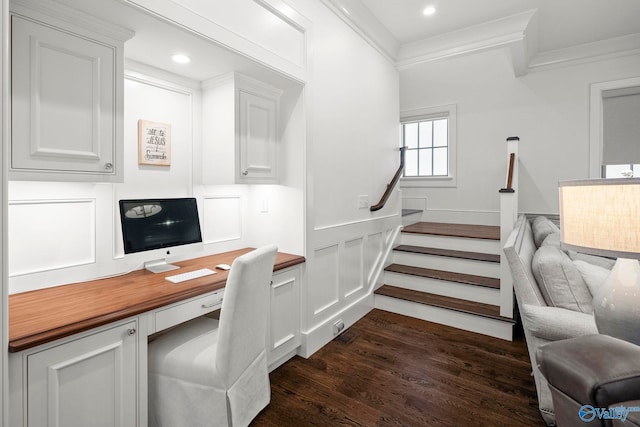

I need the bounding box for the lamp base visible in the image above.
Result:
[593,258,640,345]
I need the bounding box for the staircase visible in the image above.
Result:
[374,218,515,340]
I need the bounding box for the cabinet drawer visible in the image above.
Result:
[154,290,224,332]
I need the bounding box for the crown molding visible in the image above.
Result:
[316,2,640,76]
[396,9,538,76]
[319,0,399,64]
[528,32,640,73]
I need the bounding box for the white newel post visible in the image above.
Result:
[499,137,519,319]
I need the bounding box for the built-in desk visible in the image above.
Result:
[8,248,305,427]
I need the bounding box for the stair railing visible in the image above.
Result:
[499,136,519,319]
[370,147,407,212]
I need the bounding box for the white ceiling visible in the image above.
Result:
[359,0,640,52]
[51,0,640,83]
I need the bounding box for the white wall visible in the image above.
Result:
[5,0,400,361]
[400,48,640,219]
[291,0,401,355]
[8,63,306,293]
[303,2,400,228]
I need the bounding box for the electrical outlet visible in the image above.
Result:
[358,195,369,209]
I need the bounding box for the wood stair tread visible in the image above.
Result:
[375,285,515,323]
[402,222,500,240]
[394,244,500,263]
[385,263,500,289]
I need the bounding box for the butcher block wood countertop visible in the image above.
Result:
[9,248,305,352]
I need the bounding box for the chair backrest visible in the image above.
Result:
[215,245,278,386]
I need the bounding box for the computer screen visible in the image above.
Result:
[119,197,203,255]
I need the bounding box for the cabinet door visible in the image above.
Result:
[237,90,278,183]
[11,15,117,177]
[268,267,301,366]
[26,321,138,427]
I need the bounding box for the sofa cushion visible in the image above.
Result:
[532,245,593,313]
[532,216,561,247]
[573,260,611,297]
[541,232,561,248]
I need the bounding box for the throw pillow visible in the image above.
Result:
[531,245,593,313]
[568,250,616,270]
[573,259,611,297]
[532,216,560,248]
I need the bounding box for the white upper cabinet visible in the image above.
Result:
[10,1,133,182]
[202,72,282,185]
[237,86,280,184]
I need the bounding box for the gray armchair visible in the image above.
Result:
[536,334,640,426]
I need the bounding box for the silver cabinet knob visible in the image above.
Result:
[127,328,136,336]
[242,170,249,176]
[105,162,113,170]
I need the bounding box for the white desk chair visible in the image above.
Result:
[148,245,278,427]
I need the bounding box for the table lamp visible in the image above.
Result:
[559,178,640,345]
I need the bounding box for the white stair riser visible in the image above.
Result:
[401,213,422,227]
[383,271,499,305]
[400,233,500,255]
[374,295,513,341]
[392,252,500,278]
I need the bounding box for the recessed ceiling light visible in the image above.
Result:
[171,54,191,64]
[423,6,436,16]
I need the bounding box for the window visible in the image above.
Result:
[402,118,448,177]
[400,104,456,187]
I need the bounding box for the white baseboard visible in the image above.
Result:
[268,348,299,372]
[299,294,373,358]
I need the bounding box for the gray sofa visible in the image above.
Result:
[503,214,615,425]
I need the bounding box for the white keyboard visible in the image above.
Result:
[165,268,216,283]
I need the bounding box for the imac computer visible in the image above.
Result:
[119,197,203,273]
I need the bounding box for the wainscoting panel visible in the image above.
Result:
[310,244,340,316]
[8,199,96,276]
[202,195,242,244]
[342,237,364,298]
[365,231,382,285]
[301,214,403,356]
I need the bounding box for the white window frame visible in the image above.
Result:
[589,76,640,178]
[400,104,457,188]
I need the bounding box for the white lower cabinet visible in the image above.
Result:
[9,266,302,426]
[10,320,138,427]
[268,266,301,369]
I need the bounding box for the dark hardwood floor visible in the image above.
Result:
[252,309,545,427]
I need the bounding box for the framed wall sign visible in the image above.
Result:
[138,120,171,166]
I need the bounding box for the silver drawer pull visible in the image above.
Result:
[127,328,136,336]
[201,299,222,308]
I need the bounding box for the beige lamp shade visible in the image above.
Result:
[559,178,640,259]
